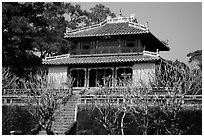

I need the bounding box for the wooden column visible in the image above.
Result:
[85,67,89,87]
[87,68,91,87]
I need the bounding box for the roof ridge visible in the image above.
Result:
[65,20,107,36]
[128,21,149,31]
[64,15,149,37]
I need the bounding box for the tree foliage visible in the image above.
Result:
[3,2,41,77]
[2,67,19,89]
[187,50,202,69]
[2,2,116,77]
[89,4,116,24]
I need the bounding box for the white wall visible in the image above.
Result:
[48,66,68,89]
[132,63,156,88]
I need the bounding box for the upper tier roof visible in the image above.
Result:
[64,15,150,38]
[64,14,170,51]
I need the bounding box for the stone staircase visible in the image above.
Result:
[52,94,79,135]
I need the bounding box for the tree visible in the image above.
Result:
[20,71,75,135]
[32,2,72,58]
[92,84,124,135]
[2,2,117,77]
[156,59,201,95]
[187,50,202,69]
[140,59,201,134]
[2,2,42,77]
[90,59,201,135]
[2,2,70,77]
[2,67,19,89]
[89,4,116,24]
[64,3,90,29]
[91,75,133,135]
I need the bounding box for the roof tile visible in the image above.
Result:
[43,54,160,65]
[65,22,148,38]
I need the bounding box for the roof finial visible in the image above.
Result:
[119,9,123,17]
[145,21,149,30]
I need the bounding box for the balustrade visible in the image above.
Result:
[71,47,143,55]
[2,89,202,107]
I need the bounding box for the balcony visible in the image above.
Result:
[71,47,143,55]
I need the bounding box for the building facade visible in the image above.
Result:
[43,14,170,92]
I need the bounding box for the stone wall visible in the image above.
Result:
[132,63,156,88]
[48,66,68,89]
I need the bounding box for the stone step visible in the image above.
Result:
[54,119,74,122]
[58,108,76,111]
[58,110,75,113]
[65,102,77,104]
[59,109,76,111]
[56,111,75,114]
[53,95,79,135]
[54,123,72,126]
[57,111,75,114]
[54,120,74,123]
[55,117,74,120]
[54,131,65,135]
[56,113,75,118]
[55,115,75,118]
[62,104,76,106]
[55,114,75,117]
[39,130,47,135]
[53,125,70,129]
[55,119,74,122]
[53,120,74,124]
[62,103,77,105]
[61,106,76,108]
[59,110,75,113]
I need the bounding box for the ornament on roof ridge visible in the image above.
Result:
[145,21,149,30]
[130,14,137,23]
[119,9,123,17]
[107,15,112,22]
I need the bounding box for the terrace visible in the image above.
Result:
[2,88,202,110]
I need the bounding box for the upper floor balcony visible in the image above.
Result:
[70,47,145,55]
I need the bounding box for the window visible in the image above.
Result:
[127,42,135,47]
[98,40,119,48]
[71,69,85,87]
[117,67,132,79]
[126,39,135,47]
[89,68,113,87]
[82,45,90,50]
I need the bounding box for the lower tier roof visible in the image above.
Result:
[43,53,160,65]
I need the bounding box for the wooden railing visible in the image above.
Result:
[2,89,71,95]
[71,47,144,55]
[2,89,202,108]
[2,89,72,105]
[79,94,202,105]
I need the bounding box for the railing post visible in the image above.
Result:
[3,89,5,95]
[3,99,5,104]
[84,96,86,104]
[10,98,12,104]
[74,105,78,122]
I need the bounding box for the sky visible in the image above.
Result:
[72,2,202,64]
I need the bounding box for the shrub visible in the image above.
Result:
[76,104,202,135]
[2,105,39,135]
